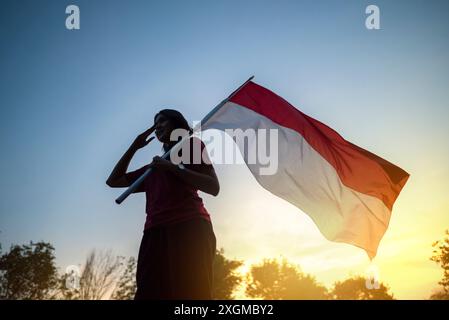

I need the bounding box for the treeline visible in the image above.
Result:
[1,230,448,300]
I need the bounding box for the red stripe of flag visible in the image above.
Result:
[229,81,409,210]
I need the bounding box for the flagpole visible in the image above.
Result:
[115,76,254,204]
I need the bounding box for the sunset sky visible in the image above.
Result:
[1,0,448,299]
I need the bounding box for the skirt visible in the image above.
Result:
[134,218,216,300]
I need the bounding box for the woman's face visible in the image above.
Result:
[154,113,174,143]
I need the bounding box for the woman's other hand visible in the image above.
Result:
[149,156,176,171]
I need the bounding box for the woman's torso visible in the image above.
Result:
[143,166,211,229]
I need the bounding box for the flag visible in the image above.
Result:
[203,81,409,258]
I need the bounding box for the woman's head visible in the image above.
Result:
[154,109,192,150]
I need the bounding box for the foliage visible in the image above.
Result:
[246,258,328,300]
[430,230,449,300]
[212,248,243,299]
[111,257,137,300]
[330,276,394,300]
[0,242,59,299]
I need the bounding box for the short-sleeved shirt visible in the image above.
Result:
[126,137,212,230]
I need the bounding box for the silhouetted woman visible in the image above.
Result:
[106,109,219,299]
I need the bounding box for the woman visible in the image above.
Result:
[106,109,219,299]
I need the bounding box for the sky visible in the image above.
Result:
[1,0,449,299]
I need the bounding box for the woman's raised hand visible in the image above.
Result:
[132,125,155,149]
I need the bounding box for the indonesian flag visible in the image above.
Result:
[203,81,409,259]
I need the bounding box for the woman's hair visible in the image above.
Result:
[154,109,193,152]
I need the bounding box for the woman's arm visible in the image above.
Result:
[149,156,220,196]
[106,126,155,188]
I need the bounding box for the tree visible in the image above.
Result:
[61,250,124,300]
[111,257,137,300]
[330,276,394,300]
[212,248,243,299]
[0,241,59,299]
[430,230,449,300]
[245,258,328,300]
